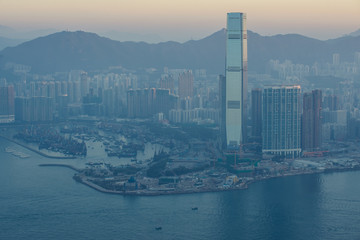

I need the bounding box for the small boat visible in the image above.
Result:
[5,147,14,153]
[155,227,162,230]
[192,207,198,210]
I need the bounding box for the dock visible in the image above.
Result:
[0,135,76,159]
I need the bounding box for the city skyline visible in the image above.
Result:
[1,5,360,240]
[0,0,359,42]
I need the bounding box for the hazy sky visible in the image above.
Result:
[0,0,359,42]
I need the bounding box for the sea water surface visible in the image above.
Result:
[1,138,360,240]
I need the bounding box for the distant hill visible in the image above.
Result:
[0,25,57,42]
[0,29,359,74]
[100,30,165,43]
[0,36,26,51]
[346,29,360,37]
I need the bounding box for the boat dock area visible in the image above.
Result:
[4,147,30,158]
[0,135,76,159]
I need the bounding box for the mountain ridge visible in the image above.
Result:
[0,29,359,74]
[0,36,26,51]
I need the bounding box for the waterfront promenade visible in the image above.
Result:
[38,162,360,197]
[2,125,360,197]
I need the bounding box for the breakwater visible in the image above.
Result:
[38,163,80,172]
[0,135,76,159]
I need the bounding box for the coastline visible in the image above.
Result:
[3,134,360,197]
[0,134,76,159]
[38,163,360,197]
[37,163,249,196]
[73,174,249,196]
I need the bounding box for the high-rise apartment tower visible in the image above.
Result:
[302,90,322,151]
[178,70,194,99]
[262,86,301,158]
[251,88,262,138]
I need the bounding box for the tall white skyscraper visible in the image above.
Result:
[262,86,301,158]
[225,12,248,148]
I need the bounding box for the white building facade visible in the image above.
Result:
[262,86,301,158]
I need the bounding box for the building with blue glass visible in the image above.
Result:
[224,12,248,149]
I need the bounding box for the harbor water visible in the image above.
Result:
[0,138,360,240]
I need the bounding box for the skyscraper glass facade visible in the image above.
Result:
[225,12,247,148]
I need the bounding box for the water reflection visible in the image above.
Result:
[1,138,360,240]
